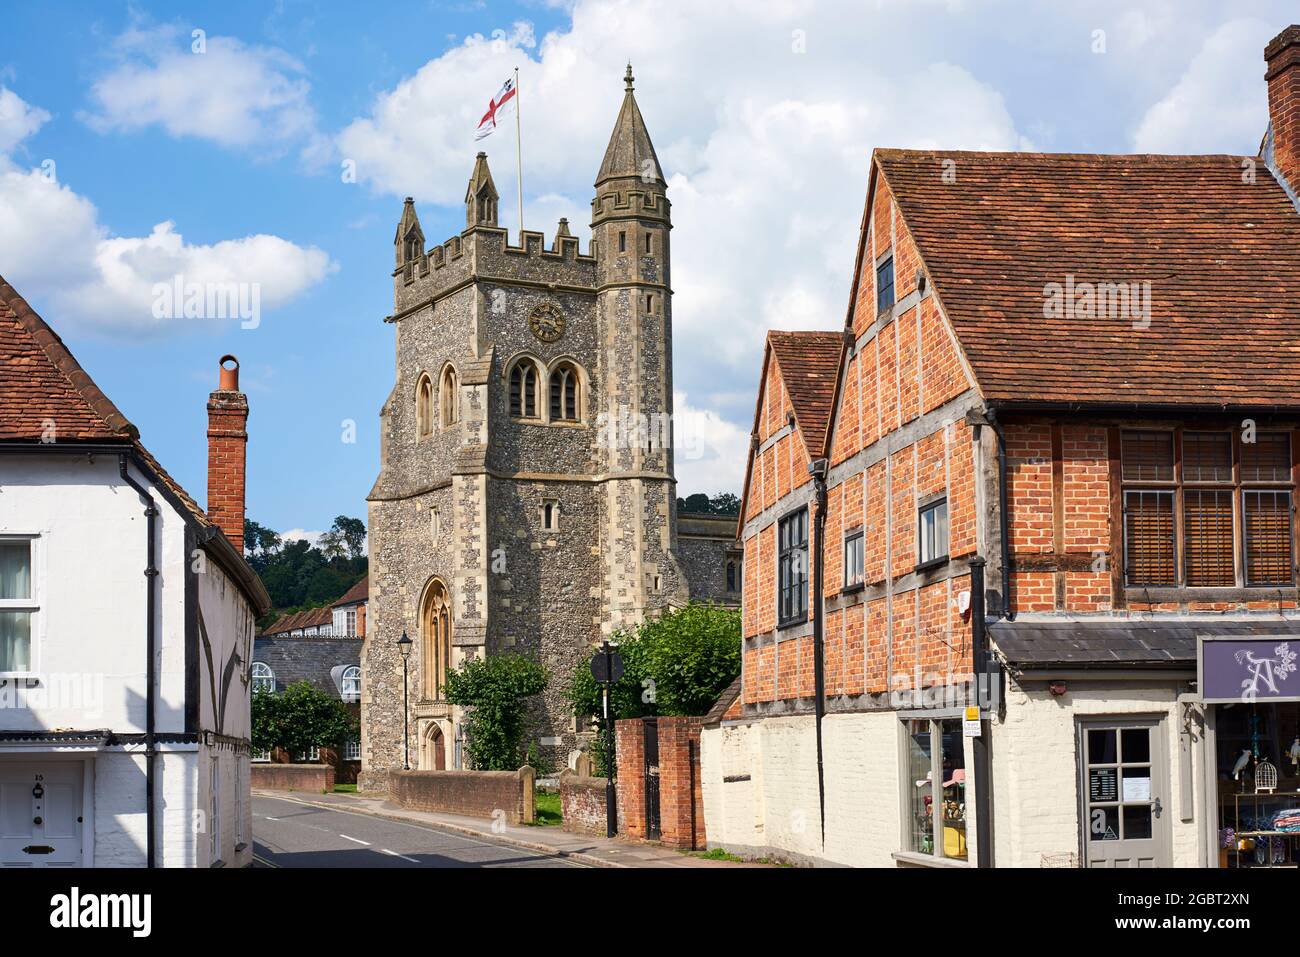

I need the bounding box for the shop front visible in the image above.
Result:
[1200,635,1300,869]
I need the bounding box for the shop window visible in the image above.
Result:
[844,529,864,588]
[903,717,967,861]
[876,256,895,312]
[918,498,948,567]
[777,508,808,626]
[1121,428,1295,588]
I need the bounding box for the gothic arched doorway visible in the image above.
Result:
[419,578,451,701]
[421,723,447,771]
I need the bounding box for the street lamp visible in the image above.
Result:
[397,629,413,771]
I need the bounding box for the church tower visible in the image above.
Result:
[592,64,688,631]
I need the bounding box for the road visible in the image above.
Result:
[252,794,584,868]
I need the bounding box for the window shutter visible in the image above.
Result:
[1183,490,1234,586]
[1121,431,1174,482]
[1242,432,1292,482]
[1124,490,1175,585]
[1244,490,1293,585]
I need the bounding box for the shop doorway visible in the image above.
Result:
[1077,717,1171,867]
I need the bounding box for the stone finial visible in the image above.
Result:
[556,217,572,237]
[624,62,634,92]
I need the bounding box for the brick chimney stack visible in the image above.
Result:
[207,355,249,553]
[1266,25,1300,192]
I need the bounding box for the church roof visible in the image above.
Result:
[596,65,663,186]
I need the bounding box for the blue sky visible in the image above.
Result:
[1,1,1293,540]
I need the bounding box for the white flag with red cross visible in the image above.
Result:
[474,77,517,141]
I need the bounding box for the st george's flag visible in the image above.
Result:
[474,77,517,140]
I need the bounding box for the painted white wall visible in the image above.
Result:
[991,680,1199,868]
[0,451,258,867]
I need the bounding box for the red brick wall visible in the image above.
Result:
[559,771,608,836]
[251,763,334,792]
[389,767,535,825]
[657,717,706,850]
[615,719,646,839]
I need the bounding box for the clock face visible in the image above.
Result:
[529,303,566,343]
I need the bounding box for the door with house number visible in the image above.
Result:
[1078,719,1170,867]
[0,762,84,867]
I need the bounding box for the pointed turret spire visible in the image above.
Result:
[395,196,424,266]
[465,152,500,227]
[596,63,663,187]
[556,217,572,237]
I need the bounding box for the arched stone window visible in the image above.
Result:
[508,359,540,418]
[416,373,434,438]
[420,579,452,701]
[549,361,581,422]
[440,364,459,427]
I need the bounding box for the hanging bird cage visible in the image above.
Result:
[1256,758,1278,794]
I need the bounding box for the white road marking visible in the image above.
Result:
[339,833,371,846]
[381,848,420,863]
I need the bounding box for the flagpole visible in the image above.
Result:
[514,66,524,238]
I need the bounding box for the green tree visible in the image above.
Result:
[676,492,740,516]
[251,681,357,759]
[564,604,740,734]
[444,655,548,770]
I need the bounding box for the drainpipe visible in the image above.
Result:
[119,454,159,868]
[987,413,1014,621]
[808,457,829,845]
[968,556,993,868]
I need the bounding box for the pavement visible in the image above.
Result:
[252,788,755,868]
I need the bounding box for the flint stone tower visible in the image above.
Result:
[361,68,735,787]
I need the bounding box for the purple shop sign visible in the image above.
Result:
[1198,636,1300,704]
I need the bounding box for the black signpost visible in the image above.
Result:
[590,639,624,838]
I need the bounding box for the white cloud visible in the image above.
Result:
[334,0,1030,492]
[0,86,50,155]
[83,30,319,156]
[1133,18,1274,153]
[0,86,335,333]
[279,528,325,548]
[674,391,752,496]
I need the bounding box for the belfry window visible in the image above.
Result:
[509,360,540,418]
[550,363,580,422]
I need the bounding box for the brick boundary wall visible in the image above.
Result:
[658,716,706,850]
[559,769,609,835]
[614,716,707,849]
[251,763,335,793]
[388,767,536,825]
[615,719,647,838]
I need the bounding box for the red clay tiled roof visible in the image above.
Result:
[875,149,1300,408]
[0,275,269,612]
[0,277,136,441]
[767,331,844,456]
[332,576,368,607]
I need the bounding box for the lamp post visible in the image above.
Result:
[397,629,413,771]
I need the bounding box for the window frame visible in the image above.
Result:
[341,665,361,702]
[1119,427,1296,590]
[542,499,560,533]
[415,373,434,439]
[251,661,274,695]
[344,738,361,762]
[439,364,460,428]
[899,716,969,864]
[508,358,542,420]
[548,361,581,423]
[843,528,865,591]
[777,508,809,628]
[0,533,41,677]
[876,255,895,313]
[917,496,949,570]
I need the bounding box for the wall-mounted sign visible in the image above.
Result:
[962,705,981,738]
[1198,636,1300,704]
[1089,767,1117,803]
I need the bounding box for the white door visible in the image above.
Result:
[1079,719,1171,868]
[0,761,84,867]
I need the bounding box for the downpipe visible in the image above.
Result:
[119,454,159,868]
[809,457,829,846]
